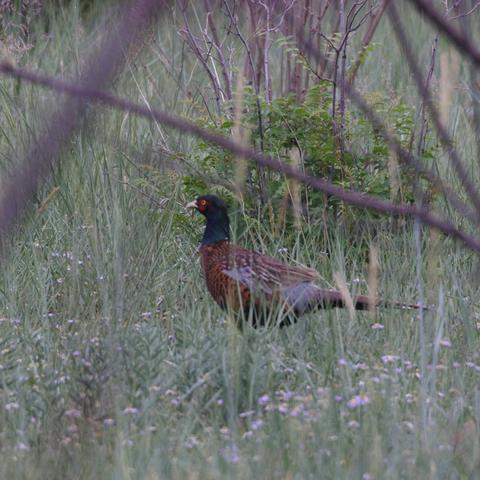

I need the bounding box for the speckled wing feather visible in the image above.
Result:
[222,244,319,300]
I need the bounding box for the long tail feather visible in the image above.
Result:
[284,284,425,316]
[305,288,425,313]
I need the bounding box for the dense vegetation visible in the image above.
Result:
[0,1,479,478]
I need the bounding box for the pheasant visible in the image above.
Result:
[187,194,419,327]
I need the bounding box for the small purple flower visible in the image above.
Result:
[371,323,384,330]
[251,419,264,431]
[338,358,347,366]
[289,405,303,417]
[123,407,139,415]
[439,338,451,348]
[381,355,400,364]
[279,390,294,401]
[347,395,370,409]
[258,394,270,405]
[5,402,19,411]
[220,444,240,464]
[404,360,414,369]
[64,409,81,418]
[348,420,360,429]
[104,418,115,427]
[405,393,414,403]
[239,410,255,418]
[353,363,369,371]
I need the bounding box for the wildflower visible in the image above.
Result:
[216,398,224,406]
[122,407,139,415]
[17,442,30,452]
[290,405,303,417]
[381,355,400,364]
[64,409,81,418]
[67,424,78,434]
[220,444,240,464]
[278,403,289,414]
[371,323,384,330]
[338,358,347,366]
[258,394,270,405]
[5,402,19,411]
[353,363,369,371]
[278,390,294,401]
[347,394,370,409]
[439,338,451,348]
[185,436,199,449]
[104,418,115,427]
[239,410,255,418]
[251,419,264,431]
[348,420,360,429]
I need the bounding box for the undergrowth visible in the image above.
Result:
[0,1,479,479]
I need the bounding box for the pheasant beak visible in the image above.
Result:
[185,199,198,210]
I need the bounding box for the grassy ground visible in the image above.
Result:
[0,2,479,478]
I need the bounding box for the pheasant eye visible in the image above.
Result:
[198,199,208,212]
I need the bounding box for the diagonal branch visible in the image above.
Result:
[387,2,480,220]
[0,0,169,242]
[407,0,480,67]
[2,61,480,252]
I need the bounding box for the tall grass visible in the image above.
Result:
[0,1,479,478]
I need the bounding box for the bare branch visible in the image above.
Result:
[407,0,480,67]
[2,61,480,252]
[387,3,480,220]
[449,1,480,19]
[0,0,168,245]
[179,3,223,114]
[276,5,480,226]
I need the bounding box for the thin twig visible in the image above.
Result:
[388,3,480,220]
[2,61,480,252]
[0,0,168,244]
[282,6,480,227]
[407,0,480,67]
[449,1,480,19]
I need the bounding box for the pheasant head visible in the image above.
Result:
[186,194,230,245]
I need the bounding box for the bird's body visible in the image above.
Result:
[199,239,377,327]
[187,194,419,327]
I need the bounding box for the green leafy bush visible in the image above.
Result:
[182,83,436,225]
